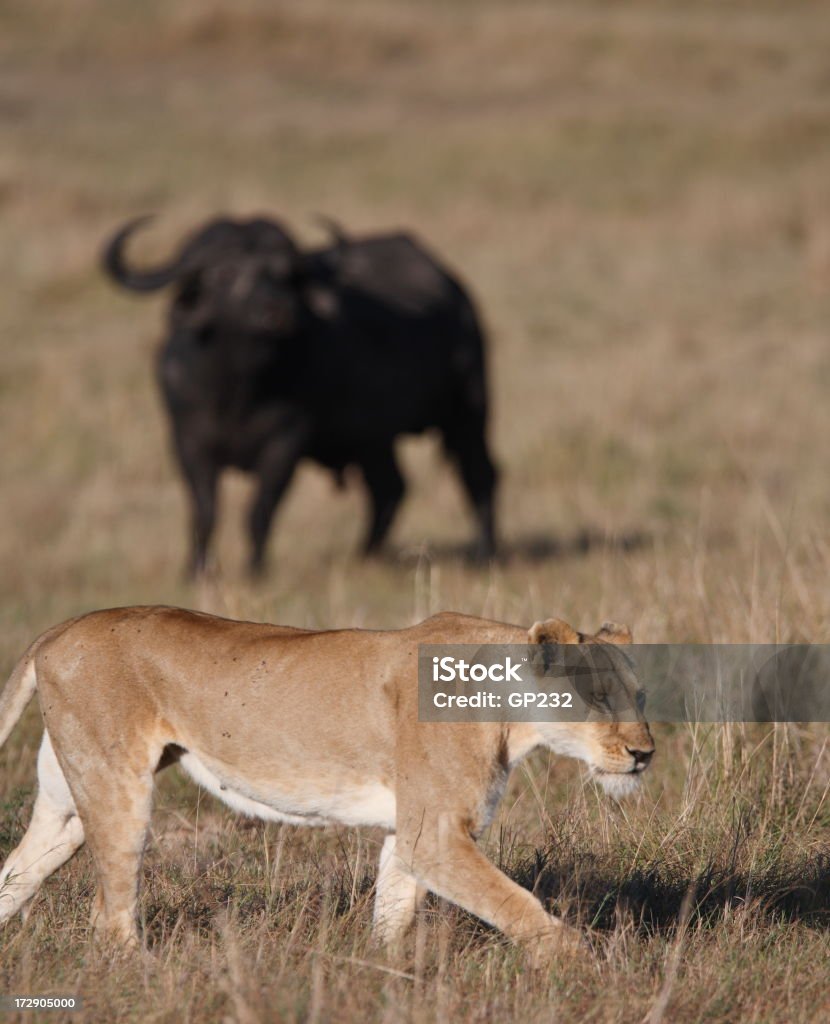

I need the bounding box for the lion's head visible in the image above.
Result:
[527,618,654,797]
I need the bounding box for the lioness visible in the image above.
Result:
[0,608,653,961]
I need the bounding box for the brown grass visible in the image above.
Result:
[0,1,829,1020]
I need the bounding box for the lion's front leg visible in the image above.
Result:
[398,814,581,966]
[372,834,426,947]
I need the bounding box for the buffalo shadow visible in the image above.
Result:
[384,527,652,567]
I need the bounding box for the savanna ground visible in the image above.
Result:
[1,1,830,1020]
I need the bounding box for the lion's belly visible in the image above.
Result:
[178,751,396,829]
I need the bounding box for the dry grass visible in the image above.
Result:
[1,1,829,1020]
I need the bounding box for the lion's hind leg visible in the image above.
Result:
[0,731,85,924]
[72,764,155,947]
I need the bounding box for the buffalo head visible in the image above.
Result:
[103,215,308,339]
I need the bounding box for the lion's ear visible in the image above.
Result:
[596,621,633,645]
[528,619,580,645]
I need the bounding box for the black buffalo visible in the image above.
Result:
[103,215,498,576]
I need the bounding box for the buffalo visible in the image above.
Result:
[103,215,498,576]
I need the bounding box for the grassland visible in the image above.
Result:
[0,1,829,1020]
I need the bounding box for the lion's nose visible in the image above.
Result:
[626,747,654,770]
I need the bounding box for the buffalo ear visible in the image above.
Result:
[175,271,203,309]
[170,272,212,336]
[528,618,580,645]
[596,621,633,645]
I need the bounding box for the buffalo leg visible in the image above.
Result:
[360,446,405,554]
[443,424,497,558]
[248,435,305,576]
[174,438,219,578]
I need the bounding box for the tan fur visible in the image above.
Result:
[0,607,654,962]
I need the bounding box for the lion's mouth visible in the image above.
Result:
[590,767,643,798]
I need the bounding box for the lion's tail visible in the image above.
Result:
[0,648,38,751]
[0,622,74,750]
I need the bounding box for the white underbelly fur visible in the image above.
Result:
[179,752,396,829]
